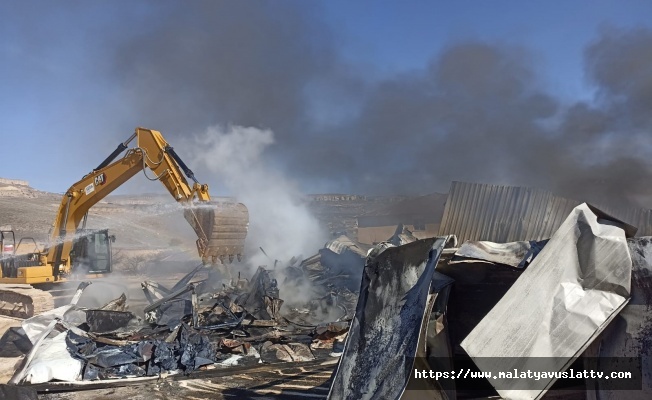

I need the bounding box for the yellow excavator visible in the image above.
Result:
[0,127,248,317]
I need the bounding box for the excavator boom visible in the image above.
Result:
[48,127,248,271]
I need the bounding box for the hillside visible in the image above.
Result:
[0,179,406,261]
[0,181,197,253]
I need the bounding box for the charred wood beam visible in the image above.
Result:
[144,283,196,314]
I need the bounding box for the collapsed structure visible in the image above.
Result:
[2,181,652,399]
[0,259,353,388]
[329,203,651,400]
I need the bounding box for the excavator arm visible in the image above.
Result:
[47,127,248,276]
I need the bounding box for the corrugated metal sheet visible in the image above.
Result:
[438,181,652,243]
[593,203,652,237]
[324,235,371,257]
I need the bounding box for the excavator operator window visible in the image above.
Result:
[72,230,112,274]
[88,231,111,273]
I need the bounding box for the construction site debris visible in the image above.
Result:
[461,203,632,400]
[450,239,548,268]
[318,235,369,291]
[4,242,360,389]
[21,281,91,343]
[10,282,93,385]
[387,223,419,246]
[85,309,137,334]
[13,200,651,398]
[260,341,315,363]
[323,202,651,400]
[235,266,283,321]
[328,235,454,400]
[582,236,652,398]
[0,326,32,356]
[98,293,128,312]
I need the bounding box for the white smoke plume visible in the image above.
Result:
[184,125,328,270]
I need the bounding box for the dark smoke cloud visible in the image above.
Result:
[112,1,334,139]
[108,3,652,208]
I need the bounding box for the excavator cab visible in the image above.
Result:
[70,229,114,274]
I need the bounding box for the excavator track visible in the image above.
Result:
[0,284,54,319]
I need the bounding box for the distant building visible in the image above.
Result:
[307,194,366,202]
[356,193,448,245]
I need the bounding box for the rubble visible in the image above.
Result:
[328,236,455,400]
[7,201,652,399]
[235,266,283,321]
[260,341,315,363]
[450,238,548,268]
[3,239,362,390]
[461,203,633,400]
[328,203,652,400]
[85,310,136,333]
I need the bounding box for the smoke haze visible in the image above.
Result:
[2,2,651,208]
[183,125,329,269]
[109,3,652,208]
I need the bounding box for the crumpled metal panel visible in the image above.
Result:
[235,266,283,321]
[450,239,548,268]
[461,203,633,400]
[324,235,370,257]
[22,333,83,384]
[327,236,450,400]
[22,282,91,343]
[388,224,419,246]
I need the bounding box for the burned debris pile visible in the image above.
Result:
[3,243,363,387]
[7,198,651,399]
[328,203,652,400]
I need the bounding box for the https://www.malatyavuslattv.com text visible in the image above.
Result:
[414,368,633,381]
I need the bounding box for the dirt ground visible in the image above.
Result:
[35,359,338,399]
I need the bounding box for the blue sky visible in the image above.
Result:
[1,1,651,199]
[320,1,651,99]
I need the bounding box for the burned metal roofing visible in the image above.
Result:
[438,181,652,243]
[461,203,632,400]
[323,235,371,257]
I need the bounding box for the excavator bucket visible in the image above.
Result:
[184,202,249,264]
